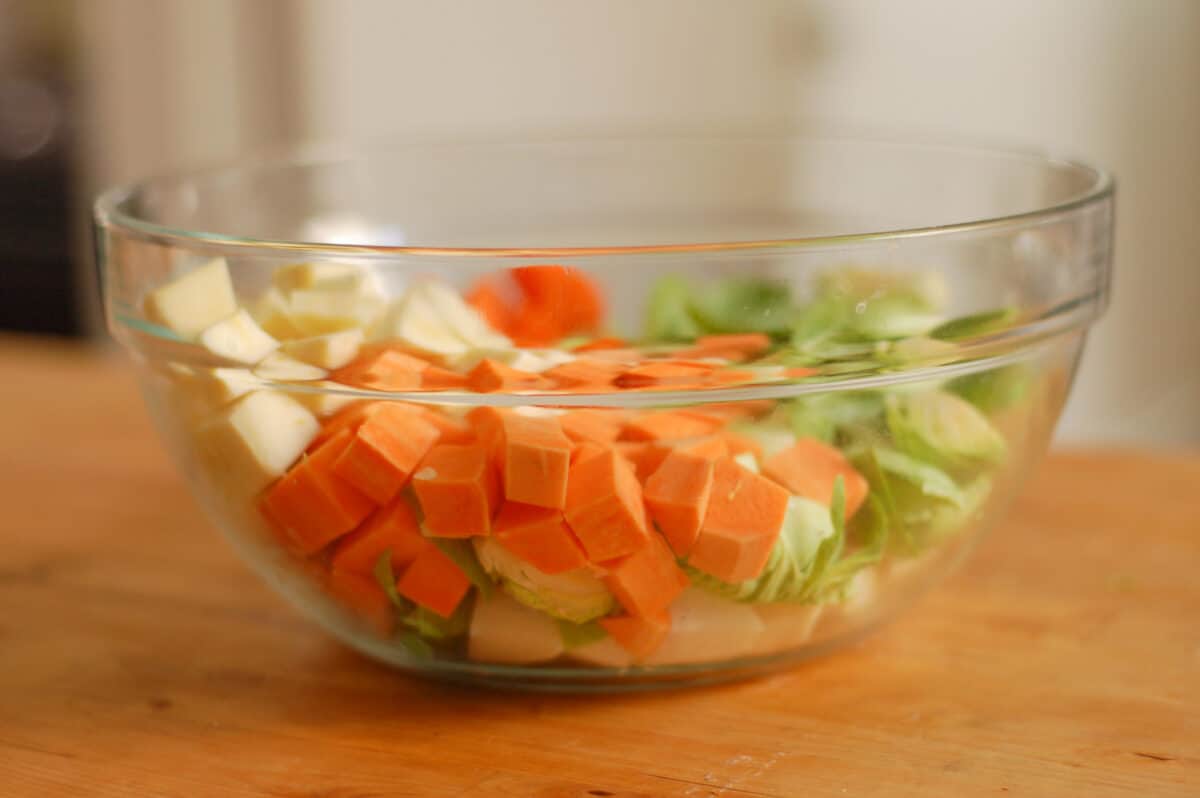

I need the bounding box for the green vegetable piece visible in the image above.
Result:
[949,365,1032,412]
[787,391,885,443]
[556,619,609,649]
[371,552,435,657]
[403,600,470,640]
[431,538,494,598]
[690,277,795,337]
[473,538,615,624]
[870,446,968,509]
[886,390,1007,471]
[645,275,703,342]
[931,306,1019,341]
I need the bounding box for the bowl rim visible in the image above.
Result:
[93,129,1114,260]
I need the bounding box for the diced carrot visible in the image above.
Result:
[395,544,472,618]
[411,444,499,537]
[571,441,608,465]
[602,532,689,617]
[511,265,604,333]
[599,610,671,661]
[689,457,790,583]
[332,349,429,391]
[544,359,624,390]
[784,366,818,378]
[465,406,510,459]
[332,404,439,504]
[327,569,394,635]
[493,502,588,575]
[420,408,476,444]
[620,411,723,442]
[466,281,516,334]
[762,438,870,519]
[698,333,772,356]
[509,313,563,348]
[720,430,763,461]
[615,441,669,482]
[308,401,380,450]
[261,429,375,555]
[467,359,550,393]
[644,449,717,557]
[708,369,756,385]
[686,400,775,421]
[497,413,572,509]
[421,365,469,390]
[564,449,650,562]
[330,497,429,575]
[572,336,628,352]
[675,435,729,461]
[560,409,623,445]
[615,361,714,390]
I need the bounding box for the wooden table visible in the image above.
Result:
[2,336,1197,796]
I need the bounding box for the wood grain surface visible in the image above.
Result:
[2,335,1197,797]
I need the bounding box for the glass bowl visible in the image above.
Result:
[94,134,1113,690]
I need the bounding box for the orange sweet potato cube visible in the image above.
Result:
[688,457,790,583]
[411,444,499,537]
[498,413,573,509]
[601,532,689,617]
[762,438,870,519]
[395,545,471,618]
[644,449,717,557]
[493,502,588,575]
[599,610,671,661]
[330,498,429,574]
[332,403,439,504]
[564,449,649,562]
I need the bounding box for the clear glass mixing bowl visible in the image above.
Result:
[94,134,1112,690]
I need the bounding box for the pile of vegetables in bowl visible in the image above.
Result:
[119,254,1052,682]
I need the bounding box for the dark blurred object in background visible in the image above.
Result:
[0,0,78,336]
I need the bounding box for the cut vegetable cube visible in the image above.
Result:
[196,390,319,495]
[620,411,722,442]
[544,358,624,389]
[327,569,394,635]
[272,262,366,294]
[559,409,623,445]
[762,438,870,518]
[570,441,607,465]
[287,286,383,336]
[332,349,428,391]
[599,610,671,661]
[564,449,650,562]
[644,449,717,557]
[396,544,472,618]
[468,589,565,664]
[615,361,714,390]
[493,503,588,575]
[290,381,359,417]
[497,414,572,509]
[466,359,549,392]
[572,336,628,352]
[420,365,469,390]
[689,457,791,583]
[420,407,475,443]
[199,309,279,364]
[614,441,670,482]
[411,444,499,537]
[280,328,364,369]
[261,429,375,554]
[255,287,304,339]
[601,532,689,617]
[332,403,440,504]
[252,352,328,382]
[644,588,765,666]
[143,258,238,339]
[330,498,428,575]
[308,400,378,449]
[696,332,771,357]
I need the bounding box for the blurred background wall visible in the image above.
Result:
[1,0,1196,446]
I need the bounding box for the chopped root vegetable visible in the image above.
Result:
[466,281,517,335]
[720,430,763,461]
[261,429,375,555]
[327,569,394,634]
[644,449,717,557]
[493,502,589,575]
[420,408,475,444]
[308,401,379,449]
[572,336,628,352]
[420,365,469,390]
[332,404,439,504]
[468,589,565,664]
[395,544,472,618]
[601,532,689,617]
[615,441,671,482]
[564,449,650,562]
[697,333,772,357]
[615,362,713,390]
[688,457,790,583]
[620,411,723,442]
[411,444,499,537]
[559,409,623,445]
[331,349,429,390]
[762,437,870,518]
[543,359,623,390]
[496,413,573,509]
[599,610,671,661]
[570,441,608,465]
[467,359,549,392]
[330,498,428,574]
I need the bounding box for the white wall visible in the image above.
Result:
[77,0,1200,446]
